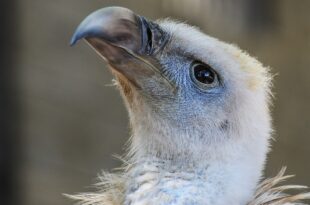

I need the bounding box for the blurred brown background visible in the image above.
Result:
[1,0,309,205]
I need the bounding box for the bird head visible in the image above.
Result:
[71,7,272,164]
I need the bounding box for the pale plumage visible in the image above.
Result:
[67,167,310,205]
[69,7,309,205]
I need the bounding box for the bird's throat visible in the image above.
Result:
[124,156,256,205]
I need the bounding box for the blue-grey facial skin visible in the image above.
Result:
[137,39,230,133]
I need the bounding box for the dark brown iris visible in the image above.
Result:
[193,63,215,84]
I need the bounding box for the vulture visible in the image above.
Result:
[69,7,310,205]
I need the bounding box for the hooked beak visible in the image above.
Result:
[71,7,171,89]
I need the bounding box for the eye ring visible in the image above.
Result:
[190,61,219,89]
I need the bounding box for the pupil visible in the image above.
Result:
[194,65,215,84]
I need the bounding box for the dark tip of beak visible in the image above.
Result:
[70,7,122,46]
[70,31,83,46]
[70,26,105,46]
[70,7,141,49]
[70,30,83,46]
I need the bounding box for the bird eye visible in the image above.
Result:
[190,62,219,88]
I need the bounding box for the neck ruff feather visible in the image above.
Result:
[67,167,310,205]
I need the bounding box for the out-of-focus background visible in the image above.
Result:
[1,0,309,204]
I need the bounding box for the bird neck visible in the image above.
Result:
[124,154,258,205]
[124,102,270,204]
[125,129,265,205]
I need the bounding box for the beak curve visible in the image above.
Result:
[70,7,142,51]
[70,7,172,89]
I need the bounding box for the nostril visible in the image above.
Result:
[140,17,154,54]
[146,26,153,53]
[139,17,169,55]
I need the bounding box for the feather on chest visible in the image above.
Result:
[125,163,211,205]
